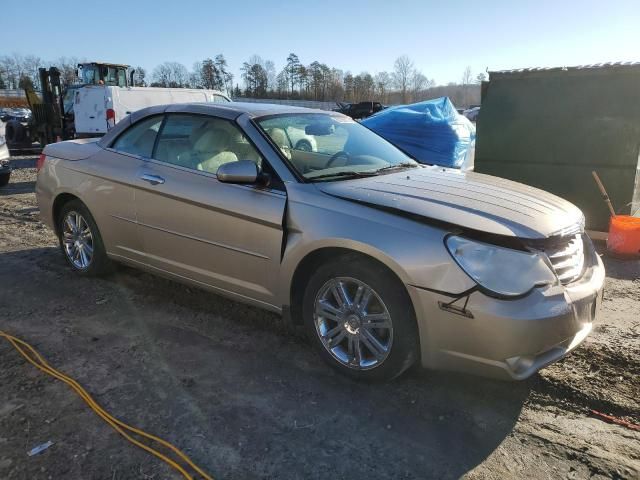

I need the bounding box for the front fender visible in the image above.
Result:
[277,184,476,307]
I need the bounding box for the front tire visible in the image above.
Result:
[57,200,111,276]
[295,140,312,152]
[5,120,28,149]
[302,254,419,381]
[0,172,9,187]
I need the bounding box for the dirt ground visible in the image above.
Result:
[0,156,638,480]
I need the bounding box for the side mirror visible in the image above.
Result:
[217,160,270,186]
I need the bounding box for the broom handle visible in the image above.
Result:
[591,171,616,217]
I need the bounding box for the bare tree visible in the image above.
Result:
[132,66,147,86]
[461,66,473,86]
[0,54,26,89]
[265,60,276,91]
[53,57,85,87]
[375,71,391,103]
[461,66,473,107]
[410,71,428,102]
[152,62,188,87]
[393,55,414,103]
[476,72,486,84]
[22,55,42,90]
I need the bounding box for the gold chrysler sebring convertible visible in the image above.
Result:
[36,103,605,381]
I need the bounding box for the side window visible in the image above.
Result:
[117,69,127,87]
[153,114,263,174]
[112,116,163,157]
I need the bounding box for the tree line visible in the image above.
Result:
[237,53,483,107]
[0,52,483,107]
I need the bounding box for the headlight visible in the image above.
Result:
[445,235,557,297]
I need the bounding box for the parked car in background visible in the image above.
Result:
[36,103,604,382]
[275,124,318,152]
[464,106,481,122]
[0,134,11,187]
[1,107,31,123]
[334,101,385,119]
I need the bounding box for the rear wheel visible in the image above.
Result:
[302,254,419,381]
[57,200,111,276]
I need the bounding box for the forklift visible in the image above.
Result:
[4,62,131,150]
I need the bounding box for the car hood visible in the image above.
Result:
[315,166,584,239]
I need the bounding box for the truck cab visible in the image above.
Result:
[77,63,130,87]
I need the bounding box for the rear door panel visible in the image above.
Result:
[73,86,109,135]
[78,148,146,261]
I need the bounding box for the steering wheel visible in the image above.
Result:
[326,151,351,168]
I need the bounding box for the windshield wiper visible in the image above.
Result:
[307,170,380,182]
[373,162,419,174]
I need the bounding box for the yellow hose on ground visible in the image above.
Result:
[0,330,214,480]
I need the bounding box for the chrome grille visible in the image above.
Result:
[544,234,585,285]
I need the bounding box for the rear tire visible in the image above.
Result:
[302,254,419,381]
[0,172,9,187]
[57,200,111,276]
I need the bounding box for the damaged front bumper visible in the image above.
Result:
[408,250,606,380]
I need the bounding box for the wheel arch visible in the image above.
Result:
[287,246,415,326]
[295,138,318,152]
[51,192,83,236]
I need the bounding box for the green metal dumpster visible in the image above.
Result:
[475,63,640,232]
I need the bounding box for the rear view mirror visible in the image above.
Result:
[217,160,270,186]
[305,123,335,136]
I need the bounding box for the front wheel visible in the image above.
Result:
[302,255,419,381]
[295,140,312,152]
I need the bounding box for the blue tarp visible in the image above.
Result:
[362,97,475,169]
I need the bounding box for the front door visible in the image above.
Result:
[134,113,286,308]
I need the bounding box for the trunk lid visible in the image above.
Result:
[43,138,102,161]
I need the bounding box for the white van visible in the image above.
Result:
[72,86,230,136]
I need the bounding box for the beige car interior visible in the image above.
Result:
[152,117,262,174]
[265,128,292,160]
[262,124,351,174]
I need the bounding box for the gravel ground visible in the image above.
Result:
[0,156,638,480]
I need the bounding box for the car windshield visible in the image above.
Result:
[257,113,417,181]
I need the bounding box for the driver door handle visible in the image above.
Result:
[140,174,165,185]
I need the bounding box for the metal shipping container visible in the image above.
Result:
[475,63,640,232]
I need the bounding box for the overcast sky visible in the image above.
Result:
[4,0,639,85]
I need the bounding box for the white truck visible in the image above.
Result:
[5,62,230,148]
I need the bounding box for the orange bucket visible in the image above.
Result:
[607,215,640,257]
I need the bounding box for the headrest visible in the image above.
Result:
[268,128,288,147]
[194,128,228,153]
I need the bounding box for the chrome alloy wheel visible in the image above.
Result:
[62,211,94,270]
[314,277,393,370]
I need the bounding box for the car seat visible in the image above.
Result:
[190,128,238,173]
[266,128,291,160]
